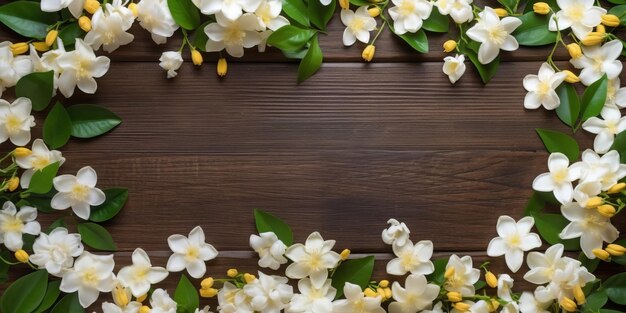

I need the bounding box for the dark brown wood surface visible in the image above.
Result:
[1,0,625,310]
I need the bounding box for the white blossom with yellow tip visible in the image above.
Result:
[59,251,116,308]
[333,283,385,313]
[117,248,169,297]
[386,240,434,276]
[56,39,110,97]
[15,139,65,189]
[388,274,440,313]
[487,216,541,273]
[166,226,218,278]
[532,153,584,204]
[51,166,106,220]
[0,98,35,146]
[560,202,619,259]
[284,231,341,289]
[443,255,480,296]
[0,201,40,251]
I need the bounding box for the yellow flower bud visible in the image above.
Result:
[566,43,582,59]
[7,177,19,192]
[597,204,616,218]
[573,285,586,304]
[596,24,606,34]
[585,196,602,209]
[383,287,391,299]
[339,0,349,10]
[136,294,148,303]
[340,249,351,260]
[378,280,389,288]
[581,32,605,46]
[563,70,580,83]
[139,306,151,313]
[606,246,625,257]
[364,287,377,297]
[32,42,50,52]
[79,16,92,32]
[243,273,256,283]
[447,291,463,302]
[362,44,375,62]
[560,297,577,312]
[454,302,471,312]
[601,14,621,27]
[485,271,497,288]
[227,268,238,277]
[217,58,227,77]
[10,42,28,56]
[14,249,29,263]
[201,277,214,289]
[199,287,218,298]
[489,299,500,312]
[191,49,203,66]
[376,287,385,299]
[443,40,457,53]
[608,182,626,194]
[45,30,58,47]
[494,8,508,17]
[13,147,32,157]
[368,6,380,17]
[532,2,550,15]
[84,0,101,14]
[128,3,138,17]
[607,244,626,254]
[444,267,455,279]
[112,285,130,307]
[592,248,610,261]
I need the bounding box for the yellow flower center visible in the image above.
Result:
[399,0,415,16]
[551,168,568,183]
[1,216,23,232]
[82,269,100,287]
[4,113,22,134]
[567,4,585,21]
[71,184,90,201]
[606,120,618,134]
[306,251,323,270]
[400,252,416,270]
[487,24,507,45]
[537,81,551,96]
[349,18,366,32]
[186,246,199,260]
[225,26,246,45]
[32,155,51,170]
[256,4,272,25]
[77,60,92,79]
[507,233,521,247]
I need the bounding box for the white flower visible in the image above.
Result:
[159,51,183,79]
[218,282,253,313]
[518,292,550,313]
[255,0,289,31]
[501,303,519,313]
[422,302,444,313]
[524,244,569,285]
[341,7,377,46]
[30,227,83,276]
[578,149,626,190]
[0,42,32,97]
[204,13,262,58]
[582,107,626,154]
[60,251,116,308]
[0,98,35,146]
[381,218,410,247]
[117,248,169,297]
[443,54,466,84]
[548,0,606,39]
[41,0,85,18]
[497,274,514,301]
[443,254,480,296]
[466,7,521,64]
[608,79,626,109]
[51,166,106,220]
[136,0,179,44]
[523,63,567,110]
[84,1,135,52]
[333,283,385,313]
[284,231,341,288]
[102,301,142,313]
[388,274,439,313]
[388,0,433,35]
[166,226,218,278]
[56,39,110,97]
[451,301,489,313]
[533,258,594,303]
[150,288,178,313]
[386,240,434,276]
[560,202,619,258]
[192,0,262,21]
[16,139,65,189]
[487,216,541,273]
[532,152,583,204]
[570,40,623,86]
[436,0,473,24]
[286,278,336,313]
[0,201,40,251]
[31,38,66,79]
[572,181,602,209]
[243,271,294,312]
[195,306,213,313]
[249,232,288,270]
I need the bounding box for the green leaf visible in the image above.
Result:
[349,0,371,5]
[535,128,579,162]
[28,162,61,194]
[50,293,84,313]
[16,71,54,111]
[267,25,316,52]
[474,280,486,291]
[531,212,580,250]
[47,217,67,233]
[27,194,56,213]
[423,9,449,33]
[497,0,517,11]
[0,1,59,39]
[282,0,310,27]
[578,252,600,273]
[33,280,61,313]
[609,5,626,26]
[66,104,122,138]
[58,22,86,49]
[77,222,117,251]
[331,256,375,299]
[0,270,48,313]
[0,251,9,283]
[555,83,580,128]
[608,0,626,4]
[398,29,429,53]
[174,275,200,313]
[308,0,335,30]
[601,272,626,305]
[254,209,293,246]
[43,102,72,149]
[459,41,499,84]
[297,35,323,82]
[523,0,558,12]
[584,290,608,311]
[513,12,557,46]
[90,188,129,222]
[191,21,211,52]
[612,132,626,163]
[524,192,546,216]
[167,0,200,30]
[426,258,448,285]
[581,74,609,121]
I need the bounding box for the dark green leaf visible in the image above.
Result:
[66,104,122,138]
[349,0,371,5]
[474,280,486,291]
[513,12,557,46]
[308,0,335,30]
[608,0,626,4]
[174,275,199,313]
[0,251,9,283]
[459,41,499,83]
[611,132,626,163]
[43,102,72,149]
[33,280,61,313]
[524,192,546,216]
[584,290,608,311]
[426,258,448,285]
[423,9,449,33]
[191,21,211,52]
[254,209,293,246]
[497,0,517,11]
[531,212,580,250]
[609,5,626,25]
[167,0,201,30]
[47,217,67,233]
[90,188,128,222]
[50,293,84,313]
[578,252,600,273]
[602,272,626,305]
[555,83,580,128]
[16,71,54,111]
[0,1,59,39]
[28,162,61,194]
[581,74,608,121]
[0,270,48,313]
[297,35,323,82]
[535,128,579,162]
[28,195,55,213]
[331,256,375,299]
[77,222,117,251]
[267,25,316,52]
[398,29,429,53]
[282,0,310,27]
[58,22,85,49]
